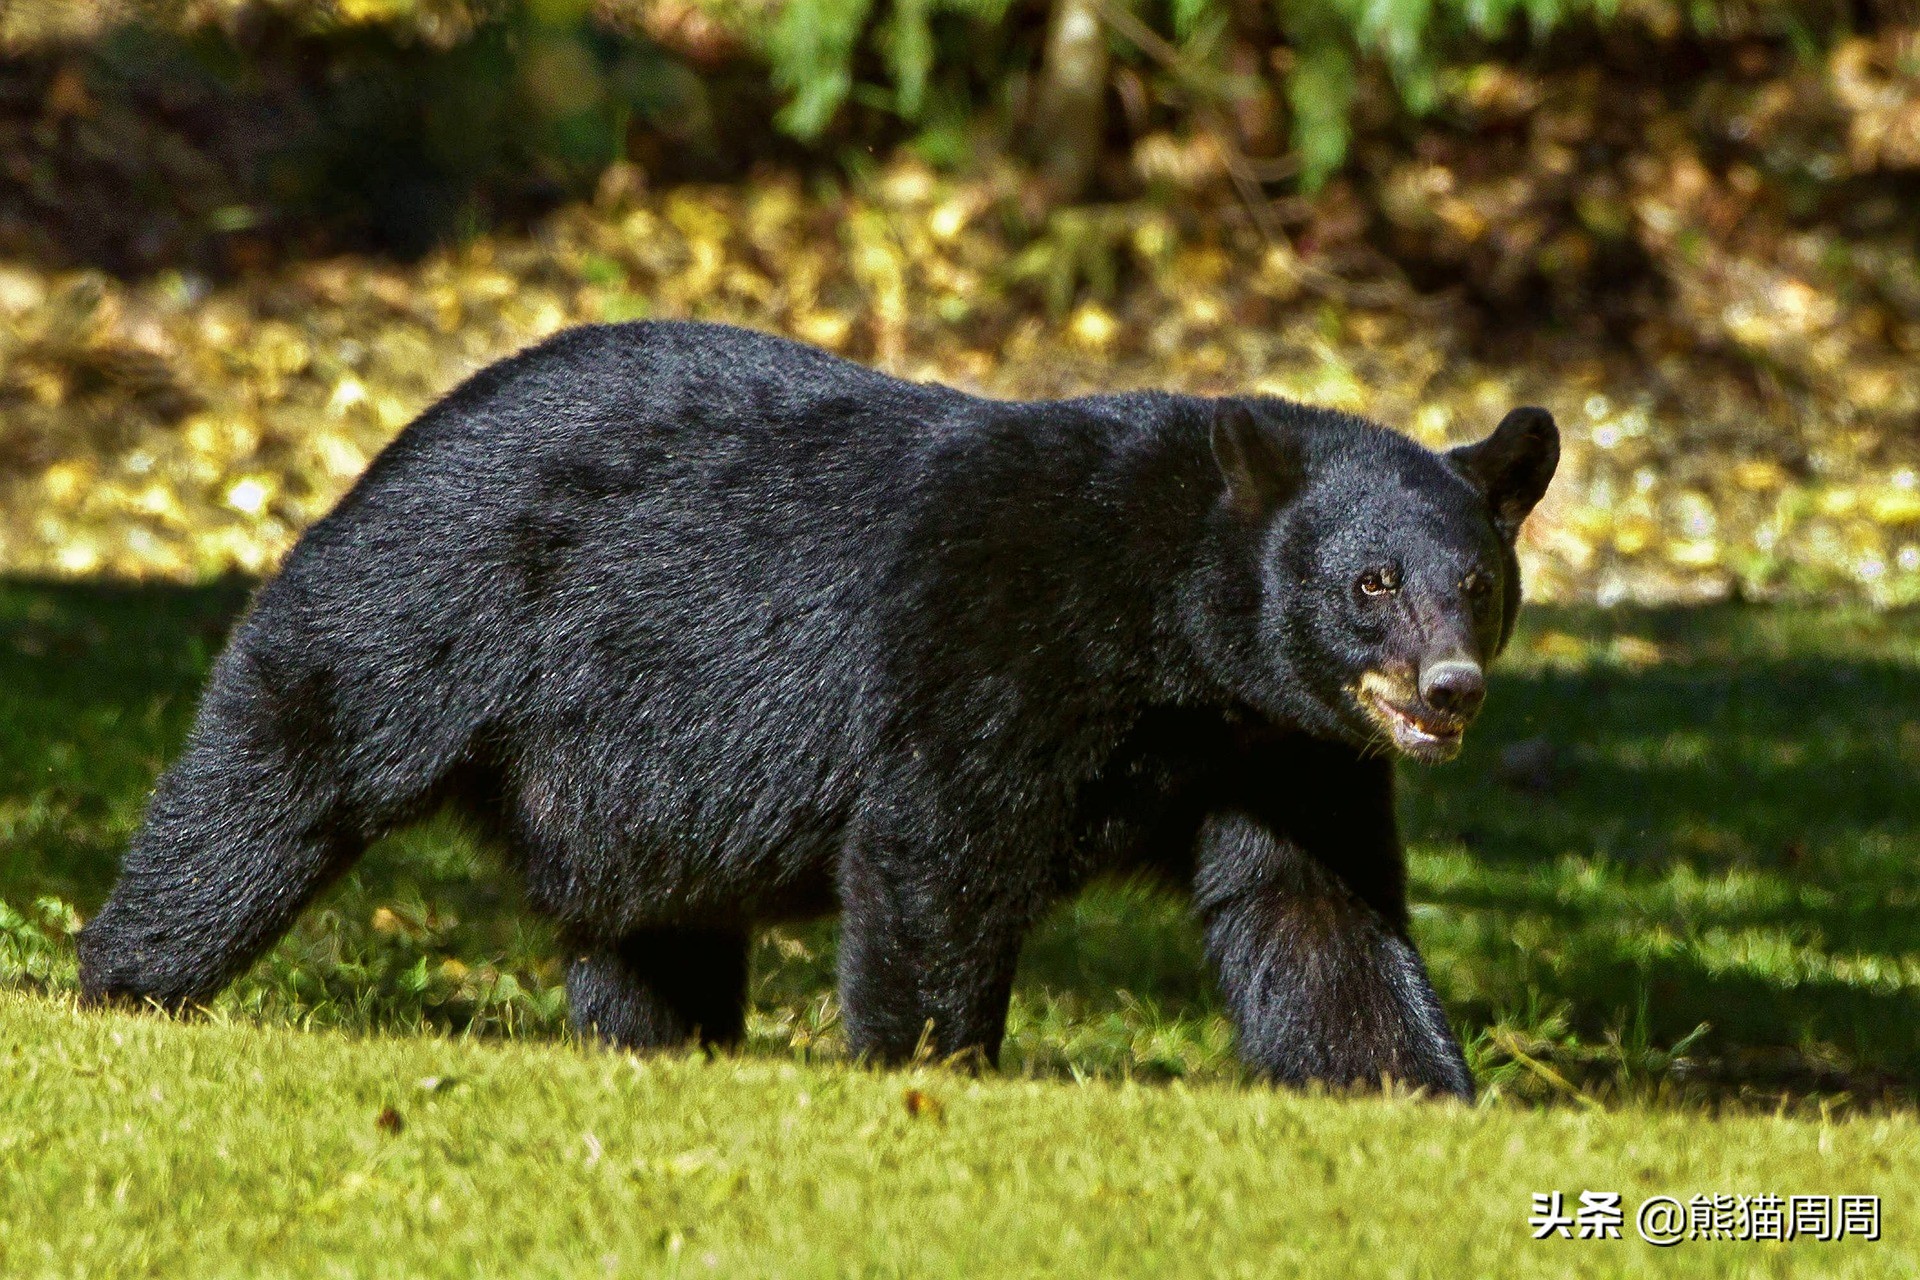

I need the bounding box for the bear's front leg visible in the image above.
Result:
[836,840,1028,1069]
[1196,809,1473,1099]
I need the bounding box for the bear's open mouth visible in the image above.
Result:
[1355,674,1467,762]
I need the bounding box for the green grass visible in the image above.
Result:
[2,580,1919,1272]
[2,992,1915,1278]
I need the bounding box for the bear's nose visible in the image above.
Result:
[1419,659,1485,719]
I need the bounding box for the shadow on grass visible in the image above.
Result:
[2,577,1916,1104]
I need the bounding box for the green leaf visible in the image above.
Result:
[884,0,934,120]
[770,0,877,139]
[1287,38,1356,190]
[1169,0,1222,44]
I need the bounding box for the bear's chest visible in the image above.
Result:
[1063,707,1276,888]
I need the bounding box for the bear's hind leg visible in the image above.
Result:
[78,666,370,1009]
[566,927,751,1050]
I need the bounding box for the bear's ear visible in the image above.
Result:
[1211,401,1305,518]
[1449,407,1559,542]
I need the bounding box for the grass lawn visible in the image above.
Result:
[2,578,1918,1273]
[3,992,1915,1278]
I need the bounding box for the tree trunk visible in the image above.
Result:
[1028,0,1109,202]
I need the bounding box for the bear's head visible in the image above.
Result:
[1197,398,1559,763]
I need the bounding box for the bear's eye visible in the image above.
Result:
[1461,571,1492,598]
[1356,567,1400,597]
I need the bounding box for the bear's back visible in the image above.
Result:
[223,325,1051,866]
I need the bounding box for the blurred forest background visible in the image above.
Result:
[2,0,1920,603]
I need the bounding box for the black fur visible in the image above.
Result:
[77,321,1557,1097]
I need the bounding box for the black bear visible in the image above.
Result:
[78,320,1557,1098]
